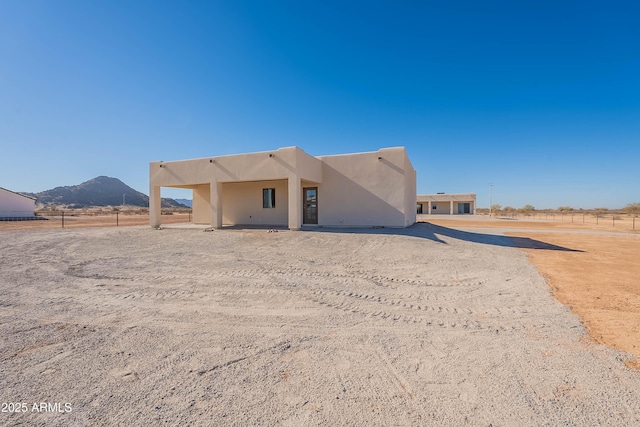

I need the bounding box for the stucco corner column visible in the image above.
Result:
[150,185,161,227]
[428,201,432,214]
[288,176,301,230]
[449,200,454,215]
[210,181,223,229]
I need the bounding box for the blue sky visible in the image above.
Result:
[1,1,638,209]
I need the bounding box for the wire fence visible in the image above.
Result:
[4,209,638,231]
[0,209,192,229]
[487,212,638,231]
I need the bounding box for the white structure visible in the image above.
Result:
[0,187,36,218]
[417,193,476,215]
[150,147,416,230]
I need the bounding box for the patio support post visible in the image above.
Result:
[210,181,223,229]
[150,185,161,227]
[288,176,302,230]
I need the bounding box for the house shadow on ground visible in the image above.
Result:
[308,222,583,252]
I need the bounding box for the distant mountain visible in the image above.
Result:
[25,176,188,209]
[174,198,192,208]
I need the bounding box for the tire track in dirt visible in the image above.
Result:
[294,278,537,331]
[64,259,486,289]
[59,256,534,332]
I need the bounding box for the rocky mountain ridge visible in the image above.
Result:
[24,176,187,209]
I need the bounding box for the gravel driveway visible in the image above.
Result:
[1,224,638,425]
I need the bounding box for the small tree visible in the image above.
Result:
[558,206,573,212]
[491,204,502,216]
[593,207,608,217]
[519,204,535,215]
[623,202,640,217]
[502,206,516,217]
[593,207,608,225]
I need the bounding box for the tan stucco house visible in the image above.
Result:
[150,146,416,230]
[417,193,476,215]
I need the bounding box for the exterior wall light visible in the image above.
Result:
[378,156,382,161]
[269,153,274,158]
[210,159,215,163]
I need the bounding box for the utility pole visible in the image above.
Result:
[489,183,493,218]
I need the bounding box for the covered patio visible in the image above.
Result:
[149,147,322,230]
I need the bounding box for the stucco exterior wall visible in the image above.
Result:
[150,146,321,229]
[430,201,452,214]
[149,146,415,229]
[192,184,211,224]
[295,149,323,184]
[417,193,477,215]
[222,180,288,226]
[0,188,35,218]
[403,151,417,226]
[317,148,409,227]
[150,147,319,187]
[417,193,476,203]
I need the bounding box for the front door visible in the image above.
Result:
[303,187,318,224]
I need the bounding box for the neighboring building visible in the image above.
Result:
[150,146,416,230]
[417,193,476,215]
[0,187,36,219]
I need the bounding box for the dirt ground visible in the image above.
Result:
[1,223,639,425]
[427,216,640,234]
[426,216,640,369]
[0,213,191,231]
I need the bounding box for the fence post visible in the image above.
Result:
[116,211,119,227]
[583,214,585,224]
[634,216,636,230]
[612,216,615,227]
[189,210,191,223]
[62,211,64,228]
[596,215,598,225]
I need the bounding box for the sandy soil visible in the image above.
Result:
[1,224,639,425]
[425,215,640,370]
[507,232,640,369]
[425,215,640,234]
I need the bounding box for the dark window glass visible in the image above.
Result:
[263,188,275,208]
